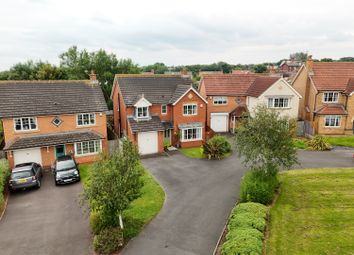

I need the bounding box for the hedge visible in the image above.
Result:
[222,202,268,255]
[0,159,10,207]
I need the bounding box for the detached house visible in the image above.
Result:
[292,58,354,135]
[0,75,108,169]
[111,74,207,155]
[199,74,301,132]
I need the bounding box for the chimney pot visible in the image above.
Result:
[89,70,97,81]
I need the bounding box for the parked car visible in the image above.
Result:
[9,162,43,191]
[52,156,80,185]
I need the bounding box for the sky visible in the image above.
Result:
[1,0,354,70]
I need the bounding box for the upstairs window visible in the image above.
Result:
[268,97,289,108]
[137,107,148,118]
[325,115,341,127]
[213,96,228,105]
[77,113,95,126]
[161,105,167,115]
[183,104,197,116]
[323,92,339,103]
[14,117,37,131]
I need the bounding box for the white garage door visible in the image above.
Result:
[13,148,42,166]
[138,131,158,155]
[211,113,229,132]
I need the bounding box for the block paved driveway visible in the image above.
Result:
[122,149,354,255]
[0,149,352,255]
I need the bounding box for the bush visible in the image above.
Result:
[93,227,124,254]
[230,202,268,220]
[90,211,115,235]
[228,212,266,232]
[222,233,263,255]
[122,216,145,240]
[240,170,279,205]
[306,135,331,151]
[203,135,231,160]
[0,159,10,206]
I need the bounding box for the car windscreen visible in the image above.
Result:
[56,160,76,171]
[11,170,33,179]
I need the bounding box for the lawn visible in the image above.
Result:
[180,147,205,158]
[292,138,307,149]
[79,163,165,240]
[266,168,354,255]
[327,136,354,148]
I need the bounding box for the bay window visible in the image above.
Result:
[181,127,202,141]
[75,140,101,156]
[324,115,341,127]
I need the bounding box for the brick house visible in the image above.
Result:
[111,74,207,155]
[0,76,108,169]
[292,58,354,135]
[279,59,302,73]
[199,74,301,132]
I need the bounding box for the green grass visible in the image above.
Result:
[180,147,205,158]
[78,163,165,240]
[327,136,354,148]
[266,168,354,255]
[293,138,307,149]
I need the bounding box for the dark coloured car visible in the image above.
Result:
[52,156,80,185]
[9,162,43,191]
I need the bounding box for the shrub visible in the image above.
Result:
[222,233,263,255]
[122,216,145,240]
[203,135,231,160]
[90,211,115,235]
[226,227,264,241]
[240,170,279,205]
[93,227,124,254]
[228,212,266,232]
[0,159,10,206]
[230,202,268,219]
[306,135,331,151]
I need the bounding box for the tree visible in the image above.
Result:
[339,57,354,62]
[143,62,168,74]
[36,63,67,80]
[235,105,298,175]
[253,64,267,73]
[289,52,308,62]
[320,58,333,62]
[83,139,144,231]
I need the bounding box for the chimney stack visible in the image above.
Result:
[180,68,188,76]
[89,70,97,81]
[306,55,313,72]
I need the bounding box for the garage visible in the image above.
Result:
[210,113,229,132]
[13,148,42,166]
[137,131,158,155]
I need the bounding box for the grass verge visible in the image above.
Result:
[266,168,354,255]
[327,136,354,148]
[180,147,205,158]
[79,163,165,241]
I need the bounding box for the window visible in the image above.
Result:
[213,96,228,105]
[14,117,37,131]
[268,97,289,108]
[161,105,167,115]
[75,140,101,156]
[136,107,148,118]
[183,104,197,116]
[77,113,95,126]
[52,117,63,127]
[323,92,339,103]
[324,115,341,127]
[181,128,202,141]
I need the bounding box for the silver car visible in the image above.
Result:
[9,163,43,191]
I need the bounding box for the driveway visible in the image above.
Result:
[0,171,91,255]
[122,149,354,255]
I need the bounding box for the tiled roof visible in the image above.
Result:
[0,80,108,118]
[128,116,166,133]
[202,74,280,97]
[4,131,104,151]
[310,62,354,91]
[230,105,248,117]
[345,78,354,94]
[246,76,280,97]
[116,75,192,106]
[315,105,348,115]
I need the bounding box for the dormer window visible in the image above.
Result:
[323,92,339,103]
[137,107,148,118]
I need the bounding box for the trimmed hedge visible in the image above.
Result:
[222,202,268,255]
[240,171,279,205]
[0,159,10,206]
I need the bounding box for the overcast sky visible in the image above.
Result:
[1,0,354,70]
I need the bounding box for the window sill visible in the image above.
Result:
[75,152,100,157]
[14,129,39,133]
[181,138,203,142]
[76,124,97,128]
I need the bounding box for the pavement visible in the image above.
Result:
[0,170,91,255]
[0,149,353,255]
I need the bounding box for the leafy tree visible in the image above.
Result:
[320,58,333,62]
[253,64,267,73]
[235,105,298,175]
[339,57,354,62]
[290,52,308,62]
[83,139,144,232]
[36,63,67,80]
[59,46,91,79]
[143,62,168,74]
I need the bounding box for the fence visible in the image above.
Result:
[108,139,121,154]
[297,120,314,137]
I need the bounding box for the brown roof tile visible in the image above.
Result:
[246,76,280,97]
[315,105,348,115]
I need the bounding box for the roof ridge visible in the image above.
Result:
[115,74,182,78]
[0,80,89,84]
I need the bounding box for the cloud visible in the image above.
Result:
[1,0,354,69]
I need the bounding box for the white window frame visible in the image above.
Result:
[324,115,341,128]
[181,127,203,142]
[74,140,102,156]
[136,106,149,119]
[213,96,228,105]
[183,104,197,116]
[323,92,339,103]
[77,113,96,127]
[161,104,167,115]
[13,117,38,132]
[268,97,290,108]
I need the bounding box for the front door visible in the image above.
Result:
[55,145,65,158]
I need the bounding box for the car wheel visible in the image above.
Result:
[37,180,41,189]
[55,181,59,186]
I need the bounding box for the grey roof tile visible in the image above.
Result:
[0,80,108,118]
[128,116,166,133]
